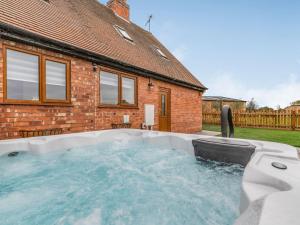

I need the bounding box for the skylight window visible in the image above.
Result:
[115,26,133,42]
[156,47,167,59]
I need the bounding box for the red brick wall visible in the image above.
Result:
[0,39,202,139]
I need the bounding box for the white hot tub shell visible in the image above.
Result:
[0,129,299,225]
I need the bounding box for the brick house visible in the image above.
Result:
[285,104,300,112]
[0,0,206,140]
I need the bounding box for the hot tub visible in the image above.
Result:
[0,129,299,225]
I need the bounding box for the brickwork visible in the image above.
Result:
[107,0,130,21]
[0,39,202,139]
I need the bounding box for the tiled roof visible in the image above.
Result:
[0,0,206,90]
[203,96,246,102]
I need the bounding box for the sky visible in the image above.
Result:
[100,0,300,108]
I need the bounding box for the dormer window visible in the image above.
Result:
[156,47,167,59]
[115,26,133,42]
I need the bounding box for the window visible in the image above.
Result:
[6,49,40,101]
[156,47,167,59]
[4,46,71,104]
[121,77,135,104]
[99,70,137,107]
[115,26,133,42]
[100,72,119,105]
[161,94,166,116]
[45,59,67,100]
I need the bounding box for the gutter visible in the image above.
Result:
[0,22,207,92]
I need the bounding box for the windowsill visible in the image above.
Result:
[0,102,73,107]
[98,105,139,109]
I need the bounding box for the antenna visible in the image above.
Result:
[145,14,153,32]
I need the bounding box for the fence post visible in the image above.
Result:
[235,112,239,126]
[202,110,297,130]
[291,110,296,131]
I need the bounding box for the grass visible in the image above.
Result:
[203,124,300,147]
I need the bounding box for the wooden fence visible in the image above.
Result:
[203,110,300,130]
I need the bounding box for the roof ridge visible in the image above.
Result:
[203,96,246,101]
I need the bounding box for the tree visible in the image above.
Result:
[276,105,282,110]
[246,98,258,111]
[291,100,300,105]
[259,106,274,111]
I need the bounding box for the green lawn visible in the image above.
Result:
[203,124,300,147]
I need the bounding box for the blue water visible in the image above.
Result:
[0,140,243,225]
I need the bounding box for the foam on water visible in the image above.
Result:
[0,140,243,225]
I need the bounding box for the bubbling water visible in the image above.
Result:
[0,140,243,225]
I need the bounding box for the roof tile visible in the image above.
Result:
[0,0,205,89]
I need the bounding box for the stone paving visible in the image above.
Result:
[197,130,221,136]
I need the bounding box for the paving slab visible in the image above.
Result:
[197,130,221,137]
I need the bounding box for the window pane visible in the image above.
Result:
[161,94,166,116]
[100,72,118,105]
[120,29,132,40]
[6,49,39,100]
[117,27,133,41]
[46,60,67,100]
[122,77,135,104]
[157,48,167,58]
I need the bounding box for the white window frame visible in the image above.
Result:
[114,25,133,42]
[155,47,168,59]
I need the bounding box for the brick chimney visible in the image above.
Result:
[107,0,130,21]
